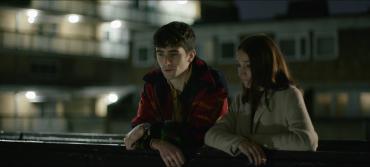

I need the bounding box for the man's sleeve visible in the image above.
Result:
[131,83,158,127]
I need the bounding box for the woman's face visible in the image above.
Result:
[236,50,252,88]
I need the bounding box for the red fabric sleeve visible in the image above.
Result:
[131,84,158,127]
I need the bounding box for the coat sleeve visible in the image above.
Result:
[251,88,318,151]
[131,83,159,128]
[204,96,245,156]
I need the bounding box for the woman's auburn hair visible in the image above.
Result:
[238,34,295,111]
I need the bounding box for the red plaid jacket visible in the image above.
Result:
[131,57,228,150]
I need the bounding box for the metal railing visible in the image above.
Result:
[0,30,129,59]
[1,132,370,167]
[31,1,194,26]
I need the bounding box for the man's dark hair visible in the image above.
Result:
[153,21,196,52]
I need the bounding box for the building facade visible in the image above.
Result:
[0,0,200,133]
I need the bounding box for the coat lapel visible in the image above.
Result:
[252,101,268,133]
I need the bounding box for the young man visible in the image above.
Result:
[124,21,228,167]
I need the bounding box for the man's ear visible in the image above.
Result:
[188,49,196,62]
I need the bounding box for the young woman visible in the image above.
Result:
[205,34,318,166]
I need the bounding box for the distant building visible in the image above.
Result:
[0,0,200,133]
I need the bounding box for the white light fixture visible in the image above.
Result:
[26,9,38,18]
[27,17,36,24]
[68,14,80,23]
[176,0,188,5]
[26,9,38,24]
[25,91,36,100]
[110,20,122,29]
[107,93,118,104]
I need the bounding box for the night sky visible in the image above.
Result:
[235,0,370,20]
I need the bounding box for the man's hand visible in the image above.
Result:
[238,139,266,166]
[124,123,147,150]
[151,139,185,167]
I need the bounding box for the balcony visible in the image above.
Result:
[0,30,128,59]
[31,0,197,26]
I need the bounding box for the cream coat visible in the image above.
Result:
[205,86,318,156]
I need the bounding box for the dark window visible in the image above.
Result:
[31,63,57,74]
[138,47,148,62]
[221,42,234,59]
[317,37,334,56]
[300,38,306,56]
[37,23,58,36]
[279,39,295,58]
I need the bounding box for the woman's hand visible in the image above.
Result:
[151,139,185,167]
[123,123,147,150]
[238,139,266,166]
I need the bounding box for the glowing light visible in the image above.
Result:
[26,9,38,18]
[176,0,188,5]
[27,17,36,24]
[110,20,122,29]
[25,91,36,100]
[68,14,80,23]
[107,93,118,104]
[26,9,38,24]
[360,92,370,113]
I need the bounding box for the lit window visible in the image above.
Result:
[360,92,370,115]
[315,93,332,116]
[335,93,348,116]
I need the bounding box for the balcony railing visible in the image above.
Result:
[1,132,369,167]
[0,30,129,59]
[31,0,195,26]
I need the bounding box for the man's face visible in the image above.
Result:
[155,46,195,80]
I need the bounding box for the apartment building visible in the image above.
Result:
[0,0,200,133]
